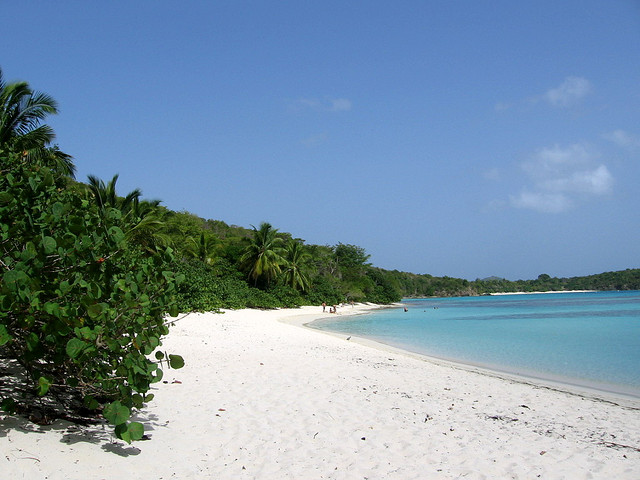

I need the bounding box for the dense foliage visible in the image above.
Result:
[0,149,186,442]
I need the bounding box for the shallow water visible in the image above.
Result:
[310,291,640,397]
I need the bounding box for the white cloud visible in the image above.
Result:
[602,129,640,149]
[293,97,352,112]
[523,144,593,179]
[497,76,591,112]
[511,143,614,213]
[297,98,321,110]
[540,165,613,195]
[543,76,592,107]
[510,191,573,213]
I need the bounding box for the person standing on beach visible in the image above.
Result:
[322,302,326,312]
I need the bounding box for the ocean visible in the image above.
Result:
[310,291,640,398]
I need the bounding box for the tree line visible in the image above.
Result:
[1,68,637,441]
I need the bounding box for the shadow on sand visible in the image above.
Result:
[0,359,168,457]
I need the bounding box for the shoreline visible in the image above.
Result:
[284,304,640,407]
[489,289,597,295]
[403,289,599,299]
[2,304,639,479]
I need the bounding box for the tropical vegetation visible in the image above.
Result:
[0,69,183,443]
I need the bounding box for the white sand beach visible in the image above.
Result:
[2,304,639,479]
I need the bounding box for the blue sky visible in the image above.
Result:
[3,1,639,280]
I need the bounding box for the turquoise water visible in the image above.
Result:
[310,291,640,397]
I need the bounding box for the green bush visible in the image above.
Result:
[303,275,343,305]
[175,259,316,310]
[0,153,183,442]
[173,260,225,311]
[267,284,305,307]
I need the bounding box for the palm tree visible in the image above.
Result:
[239,222,286,287]
[86,173,169,252]
[0,68,74,177]
[124,200,171,254]
[186,232,219,265]
[40,145,75,178]
[281,240,312,292]
[87,174,142,214]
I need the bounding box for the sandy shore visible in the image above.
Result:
[2,304,639,479]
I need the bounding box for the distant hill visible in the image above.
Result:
[396,269,640,298]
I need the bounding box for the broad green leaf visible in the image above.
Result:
[148,336,159,350]
[132,394,144,408]
[0,192,13,204]
[51,201,65,218]
[42,236,56,254]
[86,303,103,319]
[66,338,86,359]
[59,280,72,294]
[128,421,144,441]
[0,325,11,346]
[106,208,122,221]
[154,351,164,360]
[103,401,130,426]
[75,326,96,340]
[150,368,163,384]
[3,270,28,290]
[114,421,143,443]
[114,423,132,443]
[1,294,13,311]
[25,241,37,256]
[168,354,184,369]
[139,294,150,307]
[107,226,125,244]
[44,302,61,318]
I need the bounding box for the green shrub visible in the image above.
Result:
[0,153,183,442]
[267,284,305,307]
[303,275,343,305]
